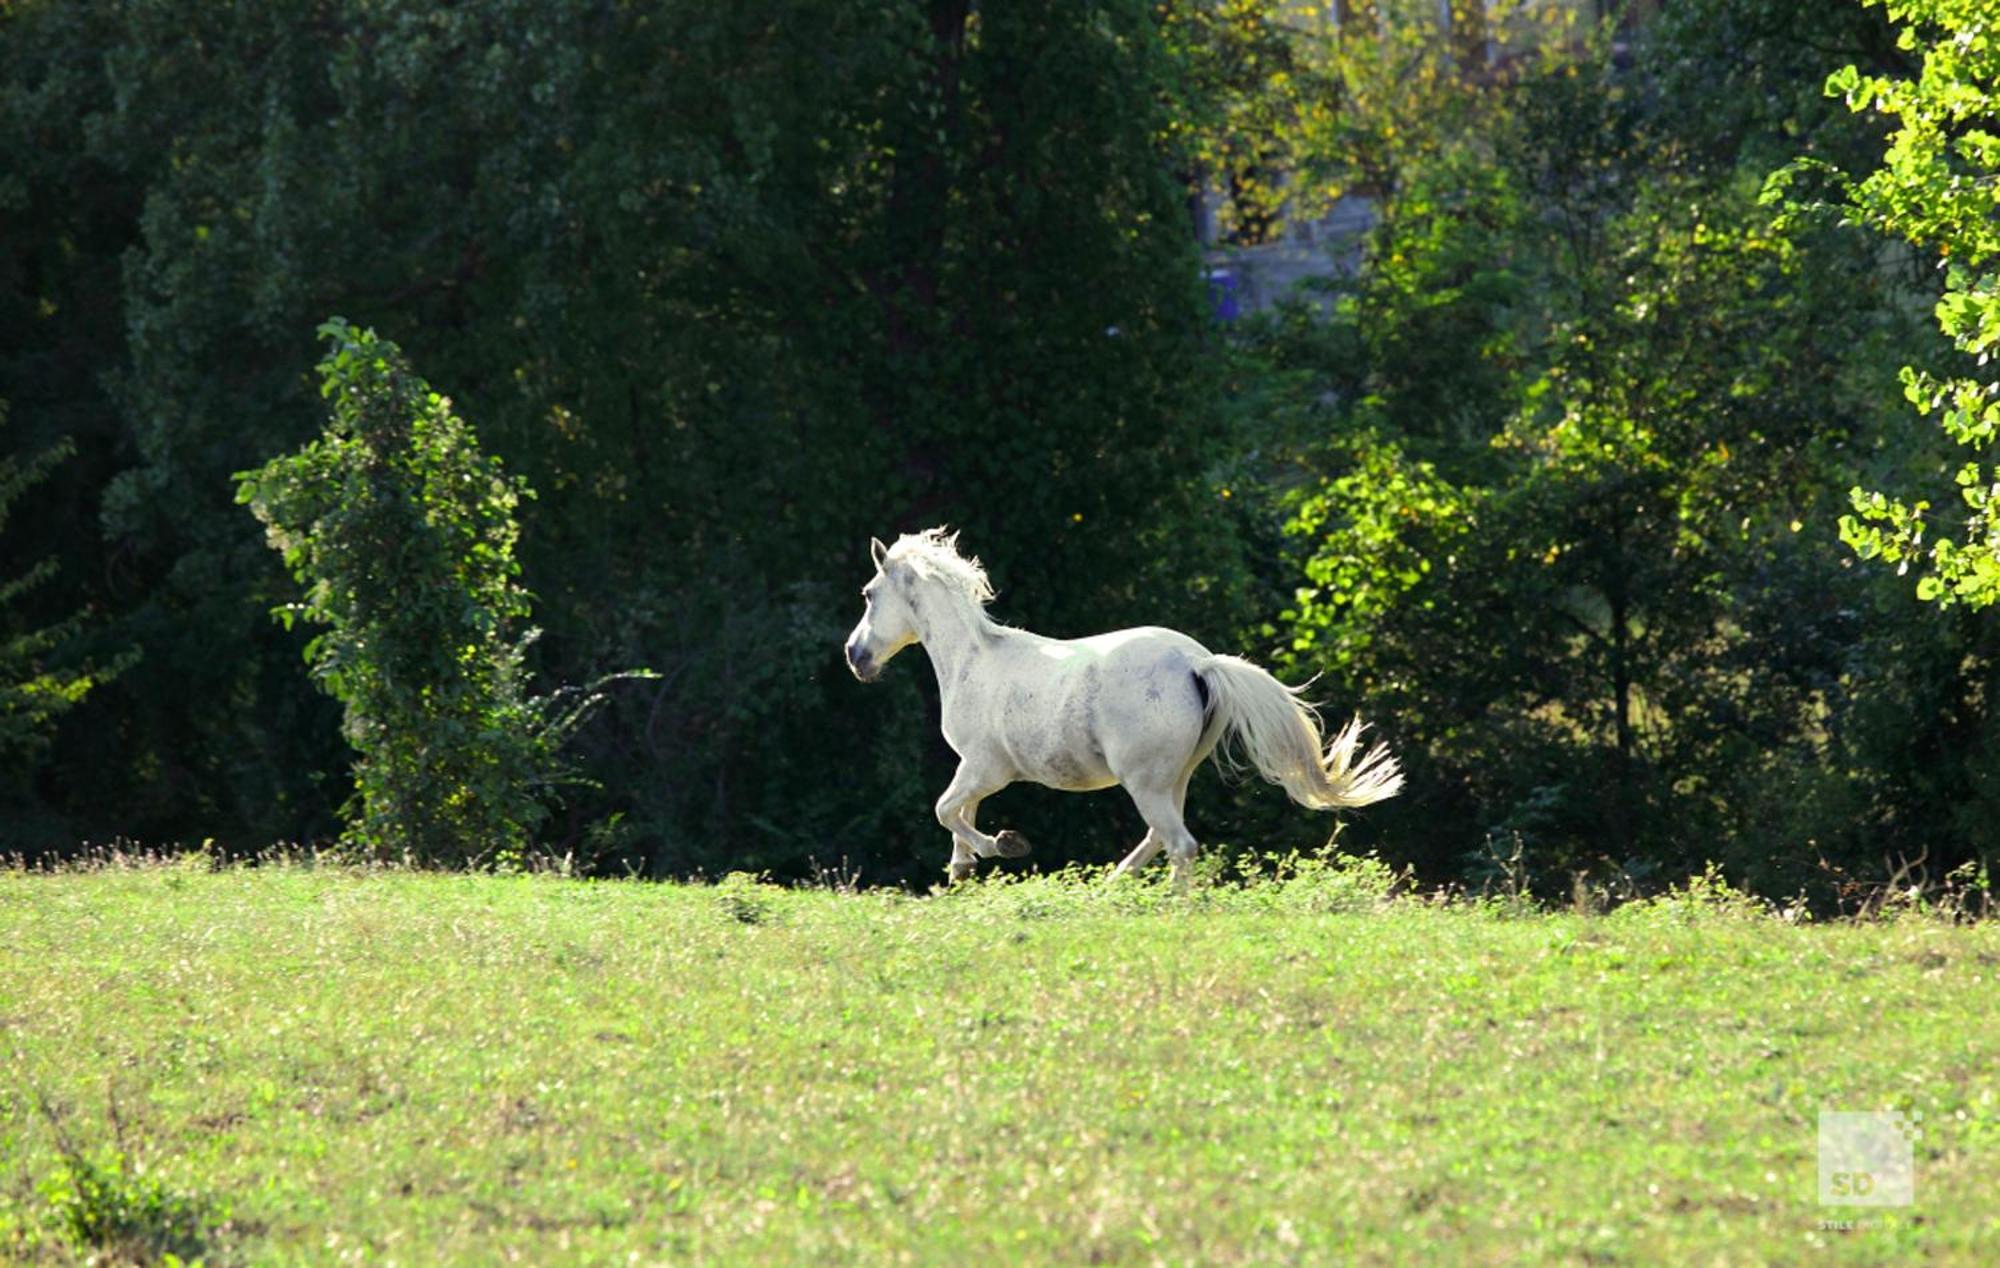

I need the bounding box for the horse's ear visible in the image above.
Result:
[870,536,888,569]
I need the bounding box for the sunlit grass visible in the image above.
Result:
[2,857,1995,1263]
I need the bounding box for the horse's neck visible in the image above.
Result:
[915,593,1002,702]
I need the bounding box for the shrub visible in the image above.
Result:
[236,319,646,867]
[714,871,783,926]
[39,1148,217,1265]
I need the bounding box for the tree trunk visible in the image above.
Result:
[1606,512,1635,858]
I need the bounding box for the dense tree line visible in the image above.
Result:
[2,0,1248,880]
[1,0,1993,903]
[1228,0,1997,900]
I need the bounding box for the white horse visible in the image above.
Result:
[843,528,1403,887]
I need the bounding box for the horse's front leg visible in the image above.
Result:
[934,760,1021,882]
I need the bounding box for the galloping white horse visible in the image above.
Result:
[843,528,1403,887]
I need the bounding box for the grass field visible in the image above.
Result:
[2,855,1996,1264]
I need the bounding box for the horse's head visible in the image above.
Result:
[845,536,920,682]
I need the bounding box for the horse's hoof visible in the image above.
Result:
[993,830,1032,859]
[946,862,976,883]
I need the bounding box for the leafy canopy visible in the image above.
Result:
[1816,0,2000,605]
[0,403,130,770]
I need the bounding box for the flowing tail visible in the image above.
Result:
[1195,655,1403,810]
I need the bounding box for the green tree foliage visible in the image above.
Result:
[1,405,128,775]
[1157,0,1307,243]
[1650,0,1907,172]
[8,0,1998,897]
[237,321,635,867]
[1249,5,1955,896]
[0,0,1247,876]
[1813,0,2000,607]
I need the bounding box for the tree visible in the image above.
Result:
[1,404,130,791]
[1250,8,1942,895]
[1813,0,2000,607]
[2,0,1251,877]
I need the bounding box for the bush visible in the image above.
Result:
[236,320,645,867]
[39,1148,218,1265]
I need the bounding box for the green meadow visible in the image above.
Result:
[2,858,1996,1264]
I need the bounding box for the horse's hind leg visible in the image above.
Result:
[1115,831,1163,876]
[1113,764,1196,878]
[1124,779,1200,893]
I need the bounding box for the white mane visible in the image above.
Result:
[885,527,996,611]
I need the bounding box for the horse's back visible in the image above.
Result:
[1069,626,1216,769]
[1071,625,1211,665]
[971,624,1212,790]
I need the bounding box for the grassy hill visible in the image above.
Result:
[2,857,1995,1263]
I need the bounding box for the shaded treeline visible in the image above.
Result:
[1,0,1992,901]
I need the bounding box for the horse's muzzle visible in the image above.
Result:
[845,643,878,682]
